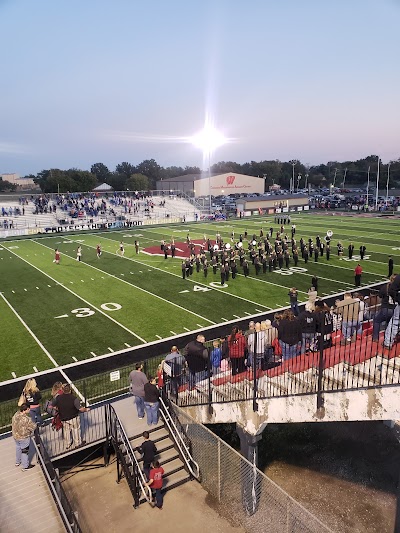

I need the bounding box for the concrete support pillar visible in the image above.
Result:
[236,424,263,466]
[236,424,264,516]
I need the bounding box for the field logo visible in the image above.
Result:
[226,175,235,186]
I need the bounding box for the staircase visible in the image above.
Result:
[129,424,192,499]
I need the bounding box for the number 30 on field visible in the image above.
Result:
[71,303,122,318]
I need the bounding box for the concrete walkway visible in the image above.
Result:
[0,435,65,532]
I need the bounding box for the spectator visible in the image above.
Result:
[261,320,278,363]
[277,310,302,360]
[137,431,157,481]
[227,326,247,376]
[372,278,396,342]
[210,340,222,375]
[144,376,160,426]
[314,301,334,350]
[384,273,400,348]
[162,346,183,398]
[298,301,317,352]
[22,378,43,426]
[182,334,209,390]
[129,363,148,419]
[354,264,363,287]
[12,403,36,471]
[53,384,89,450]
[335,292,360,344]
[147,460,164,509]
[247,322,266,369]
[288,287,299,316]
[311,275,319,293]
[308,286,318,305]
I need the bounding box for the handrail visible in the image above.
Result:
[108,404,153,504]
[159,396,200,479]
[33,432,82,533]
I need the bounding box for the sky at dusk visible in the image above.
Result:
[1,0,399,176]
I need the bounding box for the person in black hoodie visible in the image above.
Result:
[182,335,209,390]
[277,310,302,360]
[136,430,157,481]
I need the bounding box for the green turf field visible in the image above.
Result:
[0,213,398,382]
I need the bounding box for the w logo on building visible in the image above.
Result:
[226,175,236,185]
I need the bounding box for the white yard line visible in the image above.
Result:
[0,291,85,399]
[5,244,148,343]
[34,239,216,326]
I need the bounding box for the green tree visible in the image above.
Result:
[134,159,161,189]
[126,173,149,191]
[115,162,135,180]
[66,169,97,192]
[0,179,17,192]
[90,162,110,182]
[108,172,127,191]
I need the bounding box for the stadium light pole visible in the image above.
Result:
[375,157,380,211]
[385,163,391,207]
[366,166,370,208]
[191,123,227,214]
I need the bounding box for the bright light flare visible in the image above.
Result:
[190,124,227,155]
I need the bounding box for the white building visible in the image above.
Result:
[156,173,265,197]
[1,173,37,189]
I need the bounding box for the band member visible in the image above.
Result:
[231,260,238,279]
[96,244,102,258]
[303,247,309,264]
[293,248,299,267]
[181,260,186,279]
[160,239,165,252]
[170,242,176,258]
[348,242,354,259]
[164,246,169,259]
[54,248,60,264]
[118,241,124,256]
[314,247,319,262]
[134,240,139,254]
[76,246,82,261]
[326,243,331,260]
[243,259,249,277]
[220,264,226,285]
[284,250,290,269]
[203,261,208,277]
[359,245,366,260]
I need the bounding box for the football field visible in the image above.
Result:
[0,213,398,382]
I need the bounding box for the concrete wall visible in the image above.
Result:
[182,386,400,436]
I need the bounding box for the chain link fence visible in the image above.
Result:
[174,405,334,533]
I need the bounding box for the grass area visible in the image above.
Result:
[0,213,398,382]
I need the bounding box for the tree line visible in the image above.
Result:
[16,154,400,193]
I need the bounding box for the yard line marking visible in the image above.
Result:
[72,357,78,362]
[130,272,134,274]
[120,273,124,276]
[91,278,94,281]
[91,351,97,357]
[170,331,177,335]
[24,288,27,291]
[36,286,39,290]
[12,372,16,378]
[12,290,15,293]
[81,279,85,282]
[108,347,114,352]
[255,309,262,312]
[322,292,329,295]
[124,343,131,347]
[196,324,203,328]
[33,240,216,326]
[156,335,162,339]
[221,318,228,321]
[183,327,191,331]
[55,314,68,319]
[233,314,240,318]
[7,245,148,343]
[33,367,38,372]
[47,284,51,287]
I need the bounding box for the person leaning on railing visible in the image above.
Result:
[334,292,360,345]
[227,326,247,376]
[276,309,302,360]
[372,276,396,342]
[383,273,400,349]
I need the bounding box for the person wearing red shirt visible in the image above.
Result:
[227,326,247,376]
[354,264,363,287]
[147,460,164,509]
[54,249,60,264]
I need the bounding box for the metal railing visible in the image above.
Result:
[106,404,152,506]
[33,431,82,533]
[159,394,200,479]
[172,405,334,533]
